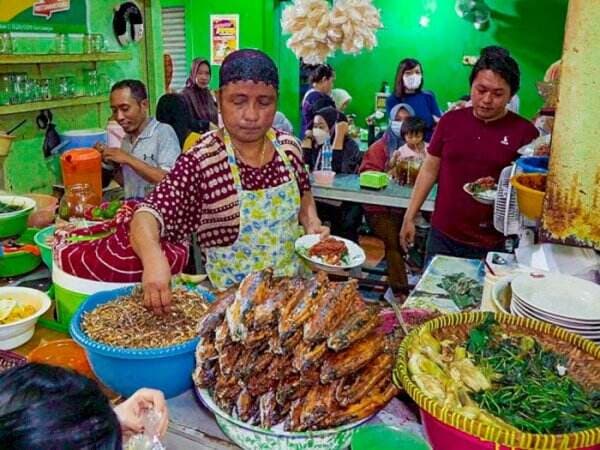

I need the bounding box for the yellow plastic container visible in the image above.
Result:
[510,173,546,220]
[0,133,15,156]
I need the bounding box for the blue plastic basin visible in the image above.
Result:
[60,129,107,152]
[70,285,214,398]
[516,156,549,174]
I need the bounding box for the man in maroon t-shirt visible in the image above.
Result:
[400,46,538,261]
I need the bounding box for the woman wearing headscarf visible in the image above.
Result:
[131,49,328,312]
[359,102,415,299]
[181,58,219,133]
[303,106,362,241]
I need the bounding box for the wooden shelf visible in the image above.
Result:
[0,95,108,115]
[0,52,131,65]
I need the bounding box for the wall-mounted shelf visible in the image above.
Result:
[0,52,131,65]
[0,95,108,115]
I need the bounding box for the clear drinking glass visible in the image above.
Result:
[0,33,13,54]
[92,33,104,53]
[54,33,69,54]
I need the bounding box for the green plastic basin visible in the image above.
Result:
[351,425,431,450]
[34,225,55,269]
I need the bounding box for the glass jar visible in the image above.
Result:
[0,74,12,105]
[82,69,98,96]
[38,78,51,101]
[13,74,28,104]
[58,183,100,220]
[56,76,69,98]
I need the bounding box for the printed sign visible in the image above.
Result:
[210,14,239,66]
[33,0,70,19]
[0,0,86,33]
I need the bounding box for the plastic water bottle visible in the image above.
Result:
[321,138,332,171]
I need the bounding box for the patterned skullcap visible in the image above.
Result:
[219,49,279,91]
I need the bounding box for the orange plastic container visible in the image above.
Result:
[60,148,102,202]
[27,339,95,379]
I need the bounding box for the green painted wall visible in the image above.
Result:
[329,0,568,122]
[162,0,567,131]
[160,0,300,131]
[1,0,165,193]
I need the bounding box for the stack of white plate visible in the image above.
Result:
[509,272,600,343]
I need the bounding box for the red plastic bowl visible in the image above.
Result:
[422,410,599,450]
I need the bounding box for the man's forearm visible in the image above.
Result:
[130,211,164,265]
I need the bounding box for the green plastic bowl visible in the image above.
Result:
[0,251,41,277]
[351,424,431,450]
[0,195,36,239]
[0,228,42,277]
[34,225,55,269]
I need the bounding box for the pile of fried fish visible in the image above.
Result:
[194,269,401,431]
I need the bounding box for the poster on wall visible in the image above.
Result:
[0,0,87,33]
[210,14,239,66]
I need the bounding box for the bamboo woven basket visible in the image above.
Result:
[393,312,600,450]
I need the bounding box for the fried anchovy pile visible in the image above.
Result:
[82,288,210,348]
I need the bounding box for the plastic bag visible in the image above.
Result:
[124,408,166,450]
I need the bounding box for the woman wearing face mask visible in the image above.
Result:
[181,58,219,133]
[359,102,415,300]
[386,58,441,141]
[303,106,363,241]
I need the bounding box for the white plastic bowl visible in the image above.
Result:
[0,287,51,350]
[313,170,336,185]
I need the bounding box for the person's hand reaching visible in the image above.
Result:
[114,388,169,438]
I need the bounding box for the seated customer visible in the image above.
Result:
[389,117,428,165]
[156,92,202,152]
[303,106,362,241]
[98,79,181,199]
[0,363,168,449]
[359,103,417,299]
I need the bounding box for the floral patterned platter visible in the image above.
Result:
[196,387,372,450]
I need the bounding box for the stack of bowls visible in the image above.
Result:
[509,272,600,343]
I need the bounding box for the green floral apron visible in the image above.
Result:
[205,129,303,289]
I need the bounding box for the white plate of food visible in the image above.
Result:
[295,234,366,270]
[463,176,497,205]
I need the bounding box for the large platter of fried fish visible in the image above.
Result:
[193,269,401,432]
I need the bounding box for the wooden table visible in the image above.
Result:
[311,174,436,211]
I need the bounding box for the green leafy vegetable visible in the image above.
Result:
[467,322,600,434]
[0,200,22,214]
[437,272,483,309]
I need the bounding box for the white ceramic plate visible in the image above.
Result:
[512,295,600,331]
[295,234,366,270]
[463,183,496,205]
[511,272,600,322]
[510,300,600,338]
